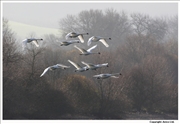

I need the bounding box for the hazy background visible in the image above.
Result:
[3,2,178,40]
[2,1,178,121]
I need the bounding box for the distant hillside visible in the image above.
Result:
[8,21,61,40]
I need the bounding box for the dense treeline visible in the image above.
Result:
[3,9,178,119]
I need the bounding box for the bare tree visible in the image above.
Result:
[130,13,168,41]
[166,15,178,41]
[130,13,150,37]
[3,18,22,66]
[59,9,131,46]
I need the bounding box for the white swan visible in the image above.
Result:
[81,61,108,70]
[74,45,100,55]
[88,36,111,47]
[68,60,88,72]
[65,32,89,43]
[40,64,70,77]
[60,40,80,46]
[22,38,43,48]
[93,73,122,79]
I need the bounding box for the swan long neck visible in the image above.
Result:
[91,52,100,54]
[92,52,98,54]
[111,73,120,76]
[36,38,43,40]
[99,64,107,67]
[80,33,89,35]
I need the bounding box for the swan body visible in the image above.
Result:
[74,45,100,55]
[22,38,43,48]
[68,60,88,72]
[88,36,111,47]
[93,73,121,79]
[81,61,108,70]
[40,64,70,77]
[60,40,80,46]
[65,32,89,43]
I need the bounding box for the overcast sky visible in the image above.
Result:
[3,2,178,29]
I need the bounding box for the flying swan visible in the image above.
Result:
[65,32,89,43]
[40,64,70,77]
[22,38,43,48]
[88,36,111,47]
[74,45,100,55]
[93,73,122,79]
[81,61,108,70]
[59,40,80,46]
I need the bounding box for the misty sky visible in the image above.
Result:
[3,2,178,29]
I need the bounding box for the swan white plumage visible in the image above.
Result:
[60,40,80,46]
[81,61,108,70]
[93,73,122,79]
[22,38,43,48]
[40,64,70,77]
[68,60,88,72]
[74,45,100,55]
[88,36,111,47]
[65,32,89,43]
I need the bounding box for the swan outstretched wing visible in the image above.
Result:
[22,39,28,49]
[81,61,94,67]
[74,45,86,53]
[96,63,108,67]
[32,40,39,47]
[99,39,109,47]
[40,67,50,77]
[111,76,119,78]
[65,33,71,39]
[68,60,81,69]
[87,45,97,52]
[78,35,84,43]
[93,74,100,78]
[56,64,70,69]
[87,37,94,46]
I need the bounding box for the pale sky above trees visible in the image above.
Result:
[2,2,178,40]
[3,2,178,28]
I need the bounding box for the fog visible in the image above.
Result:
[3,2,178,28]
[2,1,178,122]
